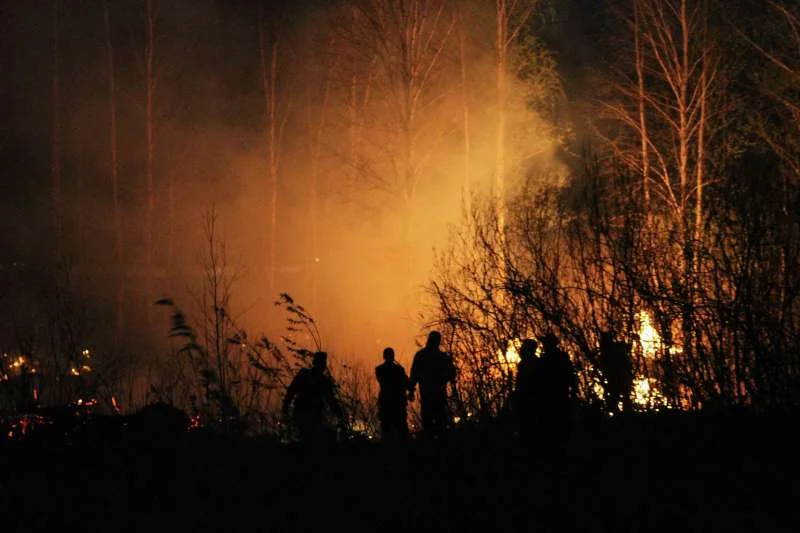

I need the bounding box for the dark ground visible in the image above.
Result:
[1,411,799,532]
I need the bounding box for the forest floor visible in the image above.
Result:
[1,410,798,532]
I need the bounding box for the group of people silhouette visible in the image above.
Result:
[281,329,632,445]
[281,331,456,444]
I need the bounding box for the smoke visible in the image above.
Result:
[0,0,568,396]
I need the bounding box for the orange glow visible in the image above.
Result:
[632,312,672,410]
[633,375,669,409]
[497,338,522,368]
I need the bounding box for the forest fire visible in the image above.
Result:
[633,377,668,409]
[637,312,660,359]
[494,314,671,412]
[632,312,671,409]
[0,0,795,457]
[0,1,797,529]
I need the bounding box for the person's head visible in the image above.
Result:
[520,339,537,360]
[425,331,442,349]
[541,333,559,352]
[383,347,395,363]
[312,351,328,370]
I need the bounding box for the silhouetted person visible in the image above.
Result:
[512,338,539,443]
[409,331,456,437]
[533,333,577,446]
[599,331,634,414]
[282,351,343,444]
[375,347,410,441]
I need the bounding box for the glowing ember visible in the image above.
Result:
[593,379,606,402]
[634,377,651,402]
[633,376,669,409]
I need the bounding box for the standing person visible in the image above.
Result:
[534,333,577,445]
[282,351,343,444]
[512,338,539,443]
[599,331,634,415]
[409,331,456,437]
[375,347,410,441]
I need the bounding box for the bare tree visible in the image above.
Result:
[141,0,157,325]
[602,0,719,242]
[51,0,62,262]
[458,4,475,215]
[104,0,124,338]
[741,1,800,179]
[335,0,457,322]
[493,0,542,223]
[302,33,334,312]
[258,13,293,305]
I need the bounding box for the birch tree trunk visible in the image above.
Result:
[633,0,650,209]
[258,17,290,307]
[306,69,331,312]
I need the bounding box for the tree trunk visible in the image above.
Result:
[633,0,650,208]
[459,6,471,216]
[51,0,62,262]
[695,55,708,245]
[258,19,282,305]
[145,0,155,323]
[495,0,507,228]
[104,0,124,336]
[306,70,331,312]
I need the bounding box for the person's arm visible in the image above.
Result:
[409,353,420,391]
[408,354,420,401]
[400,365,410,390]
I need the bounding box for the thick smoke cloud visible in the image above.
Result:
[0,0,565,402]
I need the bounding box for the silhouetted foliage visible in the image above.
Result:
[429,152,800,417]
